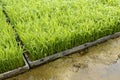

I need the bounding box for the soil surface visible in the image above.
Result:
[7,37,120,80]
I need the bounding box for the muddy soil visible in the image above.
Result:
[7,37,120,80]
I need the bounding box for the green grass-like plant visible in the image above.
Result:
[1,0,120,60]
[0,6,24,73]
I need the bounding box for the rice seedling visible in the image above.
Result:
[1,0,120,61]
[0,6,24,73]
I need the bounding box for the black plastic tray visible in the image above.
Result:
[24,32,120,68]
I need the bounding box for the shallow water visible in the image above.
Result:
[7,37,120,80]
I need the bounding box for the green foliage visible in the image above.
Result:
[0,7,24,73]
[1,0,120,61]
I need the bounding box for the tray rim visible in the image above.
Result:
[24,32,120,68]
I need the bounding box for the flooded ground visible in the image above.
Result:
[7,37,120,80]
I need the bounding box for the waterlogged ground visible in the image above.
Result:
[7,37,120,80]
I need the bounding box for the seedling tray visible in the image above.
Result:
[24,32,120,68]
[0,54,30,80]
